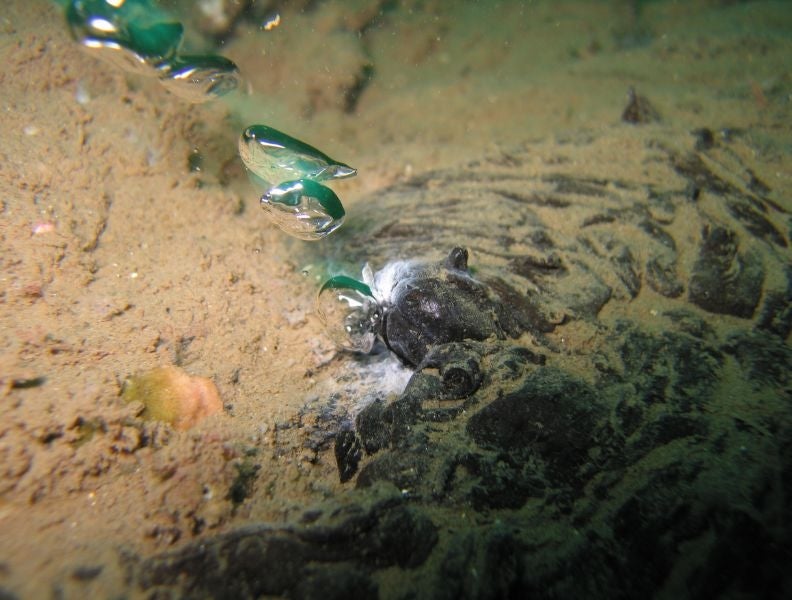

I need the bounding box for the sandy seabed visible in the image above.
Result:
[1,0,790,597]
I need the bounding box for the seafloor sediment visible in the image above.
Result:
[0,1,790,598]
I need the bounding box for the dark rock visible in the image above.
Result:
[334,430,363,483]
[343,63,374,115]
[492,187,572,208]
[228,460,260,506]
[463,453,546,510]
[70,565,103,581]
[581,213,616,227]
[356,448,431,492]
[562,260,613,318]
[621,87,661,124]
[291,565,377,600]
[354,372,435,457]
[444,245,469,271]
[686,182,702,201]
[467,368,604,487]
[638,219,677,250]
[611,464,706,595]
[9,375,46,390]
[348,344,544,486]
[722,330,792,387]
[528,229,557,250]
[138,498,437,598]
[543,174,609,197]
[432,527,527,600]
[626,414,708,457]
[746,168,772,196]
[477,530,524,598]
[727,200,787,247]
[692,127,716,151]
[756,265,792,339]
[688,225,764,318]
[662,309,716,340]
[615,398,644,437]
[485,276,557,334]
[380,248,511,367]
[509,253,565,280]
[384,372,438,438]
[672,152,739,197]
[417,342,484,399]
[582,230,644,299]
[338,503,437,569]
[435,532,477,600]
[685,510,792,600]
[610,245,641,298]
[489,346,546,381]
[645,255,684,298]
[355,399,389,455]
[618,327,723,411]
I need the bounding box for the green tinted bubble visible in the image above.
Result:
[317,276,380,353]
[158,54,240,103]
[261,179,345,241]
[66,0,183,74]
[320,275,373,298]
[238,125,357,239]
[239,125,356,188]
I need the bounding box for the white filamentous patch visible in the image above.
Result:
[316,351,413,419]
[364,260,419,305]
[355,354,412,402]
[342,355,412,416]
